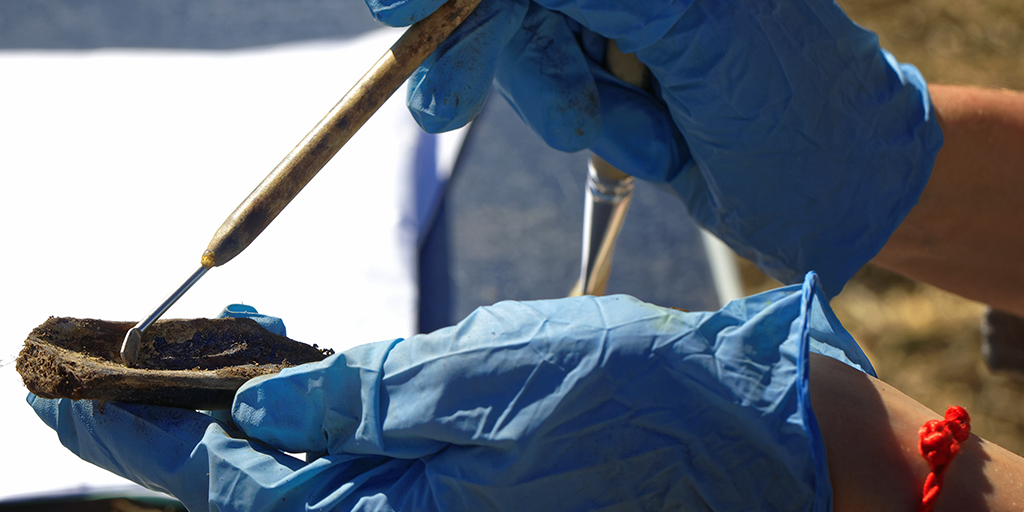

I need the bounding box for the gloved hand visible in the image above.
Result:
[31,273,874,511]
[370,0,944,296]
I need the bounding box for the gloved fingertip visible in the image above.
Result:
[256,316,288,338]
[364,0,449,27]
[403,0,526,136]
[494,4,601,153]
[217,304,287,337]
[27,393,63,431]
[27,391,49,411]
[406,88,484,134]
[220,303,258,316]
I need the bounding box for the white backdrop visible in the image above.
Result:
[0,28,460,499]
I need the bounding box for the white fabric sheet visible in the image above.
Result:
[0,28,444,499]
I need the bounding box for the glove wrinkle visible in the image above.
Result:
[635,0,940,295]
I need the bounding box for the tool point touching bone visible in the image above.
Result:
[121,265,211,367]
[120,327,142,367]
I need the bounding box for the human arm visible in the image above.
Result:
[872,85,1024,317]
[810,351,1024,512]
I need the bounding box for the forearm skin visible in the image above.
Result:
[873,85,1024,316]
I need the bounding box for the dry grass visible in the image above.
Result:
[839,0,1024,90]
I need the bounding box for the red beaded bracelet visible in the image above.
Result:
[917,405,971,512]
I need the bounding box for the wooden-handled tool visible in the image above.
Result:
[120,0,481,366]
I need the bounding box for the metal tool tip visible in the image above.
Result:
[120,327,142,367]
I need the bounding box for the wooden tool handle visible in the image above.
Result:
[202,0,481,268]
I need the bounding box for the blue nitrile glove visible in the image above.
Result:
[369,0,944,296]
[30,273,874,511]
[217,303,287,336]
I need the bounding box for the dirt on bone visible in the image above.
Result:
[16,316,334,409]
